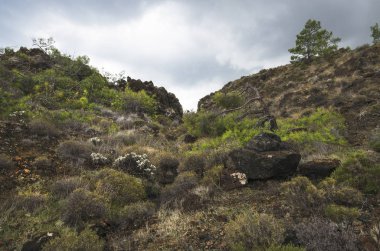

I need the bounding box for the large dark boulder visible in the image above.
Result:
[225,133,300,180]
[226,149,300,180]
[21,232,58,251]
[298,159,341,179]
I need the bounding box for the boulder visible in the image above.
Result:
[246,132,282,152]
[21,232,58,251]
[225,133,300,180]
[298,159,341,179]
[226,149,300,180]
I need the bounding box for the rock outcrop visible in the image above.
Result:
[115,77,183,121]
[298,159,341,179]
[225,133,301,180]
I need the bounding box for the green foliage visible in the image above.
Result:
[289,19,341,62]
[213,91,243,109]
[122,88,157,114]
[267,244,306,251]
[333,151,380,194]
[277,108,347,145]
[183,111,235,137]
[43,227,104,251]
[324,204,360,223]
[95,168,146,206]
[225,210,285,251]
[370,23,380,44]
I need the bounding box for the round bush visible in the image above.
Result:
[225,211,285,250]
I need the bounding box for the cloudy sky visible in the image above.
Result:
[1,0,379,110]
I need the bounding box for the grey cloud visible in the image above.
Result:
[1,0,379,109]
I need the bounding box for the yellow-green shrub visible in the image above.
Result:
[213,91,243,109]
[324,204,360,223]
[43,227,104,251]
[95,168,146,206]
[225,211,285,251]
[333,151,380,194]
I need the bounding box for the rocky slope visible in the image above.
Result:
[199,44,380,146]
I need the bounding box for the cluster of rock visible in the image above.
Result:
[113,77,183,121]
[223,133,340,188]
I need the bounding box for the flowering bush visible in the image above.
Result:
[90,153,109,166]
[113,152,156,179]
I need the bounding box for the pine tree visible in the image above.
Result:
[289,19,341,63]
[370,23,380,44]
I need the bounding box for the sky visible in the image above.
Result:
[1,0,379,110]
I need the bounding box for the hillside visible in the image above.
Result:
[0,45,379,251]
[199,44,380,146]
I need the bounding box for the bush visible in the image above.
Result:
[333,152,380,194]
[0,154,14,172]
[295,217,359,251]
[156,156,179,185]
[32,156,53,170]
[225,211,285,250]
[29,119,60,137]
[15,194,46,212]
[160,171,198,207]
[43,227,104,251]
[181,154,205,178]
[318,178,363,207]
[56,140,93,164]
[201,165,223,187]
[51,177,84,199]
[281,176,324,214]
[62,188,107,227]
[95,168,146,206]
[114,201,156,228]
[324,204,360,223]
[213,91,243,109]
[113,152,156,180]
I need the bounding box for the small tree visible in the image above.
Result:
[289,19,341,63]
[370,23,380,44]
[32,37,56,54]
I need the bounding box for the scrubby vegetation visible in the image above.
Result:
[0,41,379,250]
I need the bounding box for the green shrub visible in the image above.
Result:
[281,176,324,214]
[333,151,380,194]
[318,178,363,207]
[213,91,243,109]
[181,154,206,177]
[160,171,198,207]
[95,168,146,206]
[113,201,156,228]
[51,177,84,199]
[201,165,223,187]
[225,211,285,251]
[43,227,104,251]
[116,88,157,114]
[56,140,93,164]
[29,119,61,137]
[267,244,306,251]
[62,188,107,227]
[324,204,360,223]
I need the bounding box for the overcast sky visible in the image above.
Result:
[1,0,379,110]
